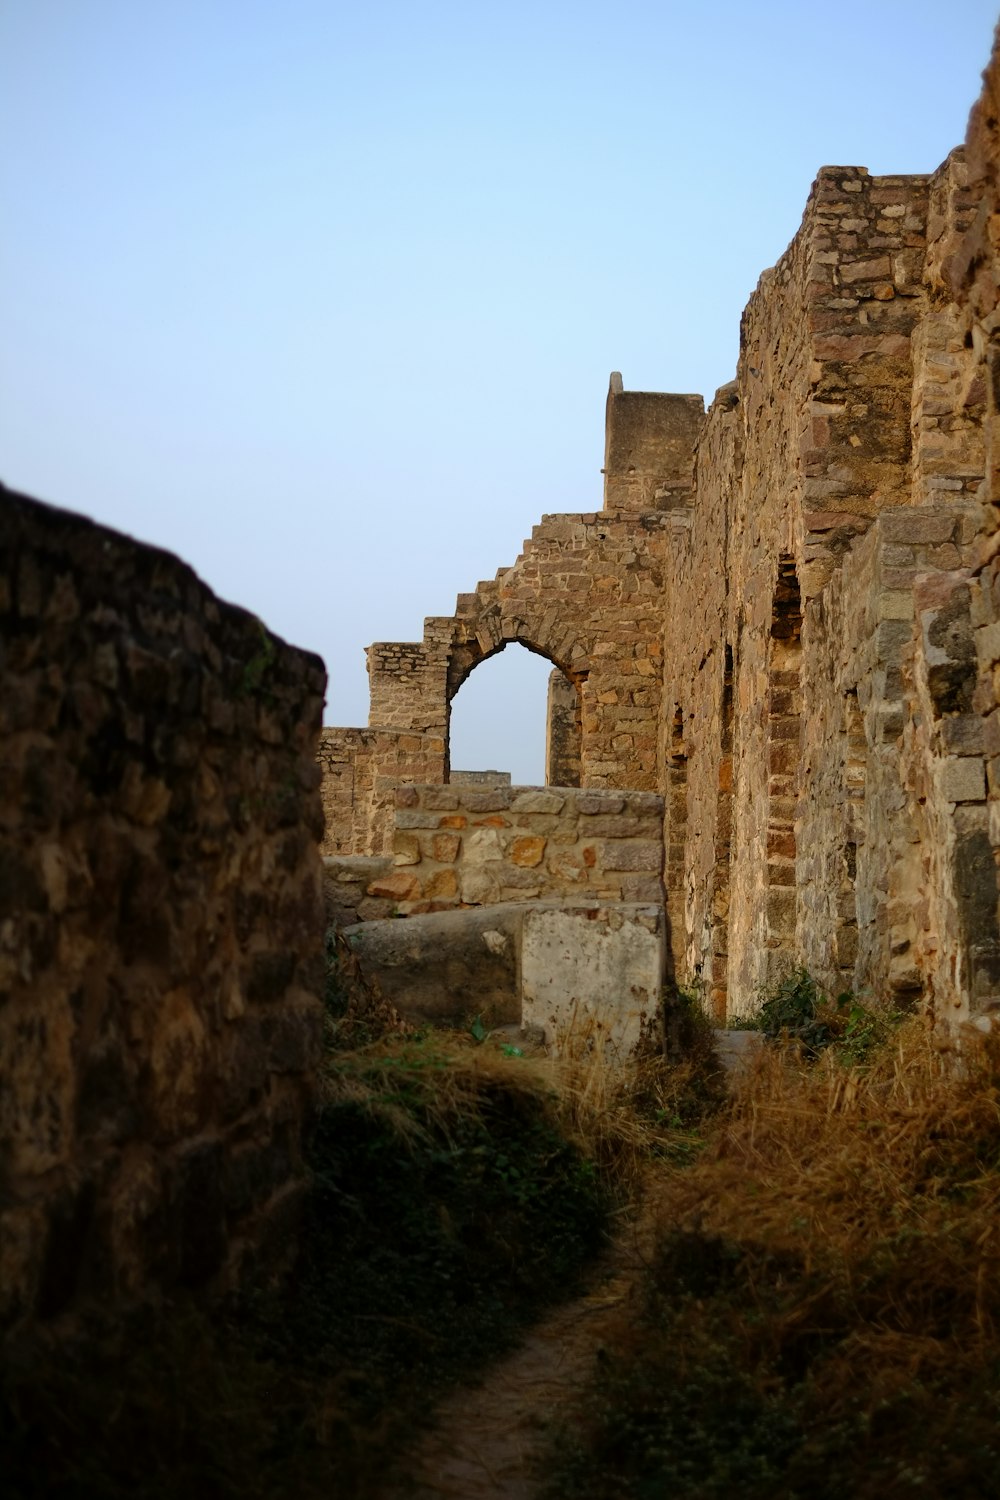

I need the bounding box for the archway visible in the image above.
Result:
[447,641,581,787]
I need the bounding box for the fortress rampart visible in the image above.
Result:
[322,35,1000,1028]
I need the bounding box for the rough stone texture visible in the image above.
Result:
[0,484,327,1340]
[603,378,706,513]
[381,783,664,916]
[545,668,582,786]
[318,724,445,857]
[320,31,1000,1030]
[321,449,691,852]
[520,904,665,1058]
[323,855,395,927]
[341,904,524,1026]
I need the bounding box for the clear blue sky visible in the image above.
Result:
[2,1,997,780]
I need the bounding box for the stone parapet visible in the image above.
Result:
[386,783,665,915]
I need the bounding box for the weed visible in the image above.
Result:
[751,967,905,1066]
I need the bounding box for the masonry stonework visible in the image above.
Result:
[321,29,1000,1029]
[1,486,326,1340]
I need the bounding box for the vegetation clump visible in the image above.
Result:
[744,966,907,1066]
[544,1013,1000,1499]
[3,978,708,1498]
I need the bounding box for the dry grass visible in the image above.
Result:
[547,1019,1000,1498]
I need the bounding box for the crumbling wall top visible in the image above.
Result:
[603,375,705,513]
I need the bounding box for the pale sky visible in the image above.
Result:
[2,1,997,781]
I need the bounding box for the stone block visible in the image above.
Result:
[941,756,986,803]
[422,786,460,810]
[878,590,914,622]
[367,871,422,902]
[940,715,986,755]
[459,866,502,905]
[575,792,626,814]
[881,510,956,545]
[342,906,521,1026]
[393,832,421,866]
[510,789,566,814]
[424,869,459,900]
[431,830,462,862]
[510,835,547,867]
[547,851,587,882]
[462,789,513,812]
[395,810,445,829]
[521,905,665,1059]
[600,840,662,872]
[465,826,504,863]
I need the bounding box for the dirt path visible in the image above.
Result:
[377,1199,661,1500]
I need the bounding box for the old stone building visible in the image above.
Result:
[322,34,1000,1030]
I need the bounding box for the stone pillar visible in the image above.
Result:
[545,669,581,786]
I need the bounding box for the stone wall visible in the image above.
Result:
[383,783,664,916]
[320,498,684,854]
[319,28,1000,1029]
[545,668,582,786]
[1,485,327,1340]
[318,724,445,856]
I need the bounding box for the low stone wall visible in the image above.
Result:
[323,854,393,927]
[520,903,665,1057]
[1,485,327,1341]
[383,783,665,915]
[343,899,666,1056]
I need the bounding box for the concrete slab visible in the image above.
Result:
[520,904,666,1059]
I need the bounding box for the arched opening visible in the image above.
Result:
[447,641,581,786]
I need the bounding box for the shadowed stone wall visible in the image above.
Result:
[1,486,327,1340]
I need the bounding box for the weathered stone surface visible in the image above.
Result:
[520,904,665,1058]
[510,835,547,867]
[343,905,523,1025]
[0,484,325,1341]
[431,831,462,862]
[374,784,665,914]
[317,33,1000,1033]
[510,789,566,814]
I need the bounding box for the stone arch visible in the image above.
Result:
[366,506,668,798]
[444,631,586,786]
[445,610,589,705]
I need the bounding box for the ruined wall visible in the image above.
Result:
[660,158,956,1017]
[319,28,1000,1028]
[603,378,705,513]
[322,502,682,855]
[1,485,326,1339]
[317,724,445,856]
[382,783,664,915]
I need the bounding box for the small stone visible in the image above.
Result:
[424,869,458,900]
[393,833,421,866]
[510,836,546,868]
[432,832,462,862]
[368,872,422,901]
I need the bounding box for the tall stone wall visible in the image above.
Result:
[1,485,327,1340]
[320,27,1000,1029]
